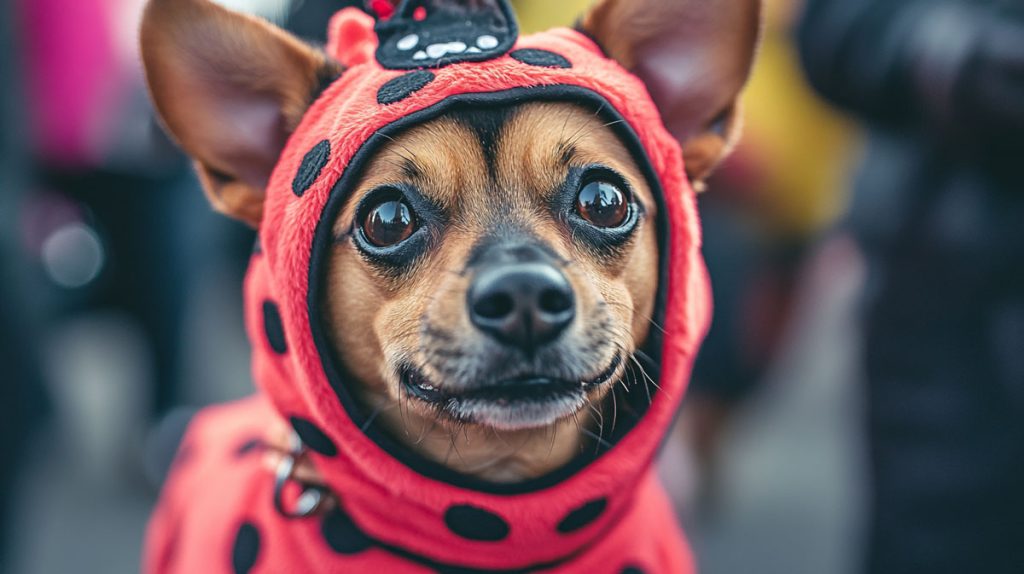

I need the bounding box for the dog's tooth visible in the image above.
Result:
[413,50,428,60]
[397,34,419,51]
[476,35,498,50]
[466,47,481,53]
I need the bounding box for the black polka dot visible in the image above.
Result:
[232,523,260,574]
[263,301,287,354]
[234,438,265,458]
[444,505,509,542]
[510,49,572,69]
[292,139,331,197]
[621,568,646,574]
[377,71,436,105]
[290,416,338,457]
[556,498,608,533]
[435,566,487,574]
[321,506,373,555]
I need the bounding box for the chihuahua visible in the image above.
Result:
[140,0,760,572]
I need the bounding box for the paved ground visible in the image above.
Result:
[685,238,868,574]
[5,238,867,574]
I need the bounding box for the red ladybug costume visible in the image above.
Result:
[145,2,712,573]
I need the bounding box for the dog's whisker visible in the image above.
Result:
[397,381,415,437]
[630,352,663,393]
[586,405,606,455]
[587,402,604,430]
[610,384,619,434]
[488,426,515,450]
[627,352,653,401]
[602,301,668,337]
[376,132,420,166]
[361,403,398,432]
[570,411,587,454]
[644,317,669,336]
[628,352,664,406]
[443,433,458,466]
[558,104,575,143]
[617,368,633,394]
[410,405,432,444]
[545,422,559,461]
[440,419,465,465]
[504,430,538,468]
[379,157,413,174]
[579,427,614,451]
[564,112,615,150]
[562,112,595,151]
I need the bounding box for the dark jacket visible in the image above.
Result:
[798,1,1024,573]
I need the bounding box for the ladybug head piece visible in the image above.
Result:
[371,0,519,69]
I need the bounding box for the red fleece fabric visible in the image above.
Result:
[146,8,711,574]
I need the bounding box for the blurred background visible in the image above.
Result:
[1,0,1021,573]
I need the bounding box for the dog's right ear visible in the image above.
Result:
[141,0,341,227]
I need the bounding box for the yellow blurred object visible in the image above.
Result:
[510,0,856,237]
[734,0,859,237]
[513,0,593,33]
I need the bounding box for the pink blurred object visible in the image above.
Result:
[20,0,138,167]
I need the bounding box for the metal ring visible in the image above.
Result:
[272,433,328,519]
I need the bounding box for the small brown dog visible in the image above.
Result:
[141,0,759,571]
[143,0,756,483]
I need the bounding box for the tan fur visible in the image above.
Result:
[325,104,658,482]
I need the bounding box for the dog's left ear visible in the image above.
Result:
[583,0,762,183]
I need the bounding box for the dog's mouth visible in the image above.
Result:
[400,354,623,431]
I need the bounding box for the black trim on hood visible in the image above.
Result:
[307,85,671,495]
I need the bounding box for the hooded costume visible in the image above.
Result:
[145,2,712,573]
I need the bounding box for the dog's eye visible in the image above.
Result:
[362,199,417,247]
[576,180,629,228]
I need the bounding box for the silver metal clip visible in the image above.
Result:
[273,431,328,519]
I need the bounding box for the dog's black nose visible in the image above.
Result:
[468,262,575,352]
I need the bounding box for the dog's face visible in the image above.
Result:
[326,102,658,437]
[140,0,760,482]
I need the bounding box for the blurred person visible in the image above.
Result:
[19,0,243,424]
[0,0,47,568]
[799,1,1024,572]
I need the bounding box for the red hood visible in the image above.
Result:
[236,7,711,571]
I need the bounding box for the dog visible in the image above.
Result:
[140,0,760,572]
